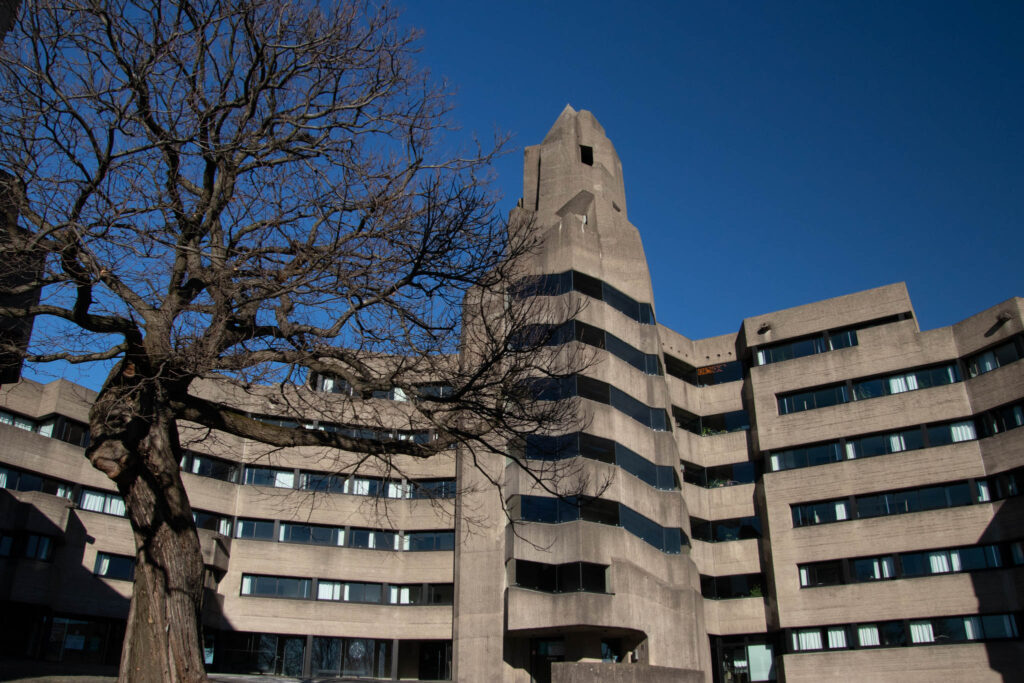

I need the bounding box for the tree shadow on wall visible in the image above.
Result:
[0,488,129,678]
[970,492,1024,680]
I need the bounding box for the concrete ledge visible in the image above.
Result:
[552,662,704,683]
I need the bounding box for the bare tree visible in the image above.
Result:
[0,1,583,681]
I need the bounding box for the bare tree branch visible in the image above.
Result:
[0,2,584,681]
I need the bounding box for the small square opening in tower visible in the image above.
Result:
[580,145,594,166]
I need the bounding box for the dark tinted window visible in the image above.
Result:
[691,515,762,542]
[300,472,347,493]
[515,560,607,594]
[347,528,372,548]
[181,452,239,482]
[572,271,603,299]
[411,479,457,499]
[95,552,135,581]
[518,495,684,554]
[280,523,339,546]
[236,519,275,540]
[967,338,1022,377]
[701,573,765,599]
[406,531,454,551]
[801,560,843,587]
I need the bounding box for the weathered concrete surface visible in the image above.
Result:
[552,661,704,683]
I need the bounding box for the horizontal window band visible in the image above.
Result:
[791,466,1023,528]
[514,494,687,554]
[521,432,677,490]
[799,538,1024,588]
[787,612,1019,653]
[525,375,670,431]
[511,270,655,325]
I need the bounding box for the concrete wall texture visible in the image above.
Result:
[1,107,1022,681]
[551,662,705,683]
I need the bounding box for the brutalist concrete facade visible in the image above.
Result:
[454,106,710,682]
[1,108,1023,682]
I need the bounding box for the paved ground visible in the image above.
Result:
[0,674,316,683]
[0,666,378,683]
[0,660,406,682]
[0,660,114,682]
[0,676,313,683]
[0,678,115,683]
[0,661,315,683]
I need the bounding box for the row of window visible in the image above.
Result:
[234,518,454,552]
[512,270,655,325]
[977,398,1024,438]
[754,315,912,367]
[0,469,453,553]
[528,375,670,431]
[0,464,128,520]
[791,467,1022,528]
[682,460,758,488]
[776,335,1023,419]
[0,464,74,499]
[663,355,744,387]
[514,283,1018,383]
[311,375,454,401]
[0,532,54,561]
[690,515,762,543]
[0,410,91,447]
[757,321,1021,382]
[240,573,453,605]
[799,539,1024,588]
[253,415,434,444]
[518,320,663,375]
[511,559,608,594]
[84,488,230,539]
[767,418,977,473]
[685,400,1023,484]
[673,406,750,437]
[182,452,456,500]
[211,632,449,680]
[516,495,686,554]
[771,397,1024,475]
[755,328,858,366]
[778,362,962,415]
[966,335,1023,378]
[788,613,1019,653]
[522,432,677,490]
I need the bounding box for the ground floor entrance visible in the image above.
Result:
[205,629,452,680]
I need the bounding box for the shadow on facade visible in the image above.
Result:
[971,494,1024,679]
[0,489,129,673]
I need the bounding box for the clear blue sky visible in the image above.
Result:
[22,1,1023,389]
[400,0,1023,340]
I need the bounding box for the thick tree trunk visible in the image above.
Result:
[88,369,208,683]
[117,426,208,683]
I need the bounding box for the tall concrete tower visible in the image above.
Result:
[454,106,711,682]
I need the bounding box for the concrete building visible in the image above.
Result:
[1,107,1022,682]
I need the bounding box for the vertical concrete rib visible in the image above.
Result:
[455,106,711,681]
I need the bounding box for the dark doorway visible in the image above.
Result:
[418,640,452,680]
[528,637,564,683]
